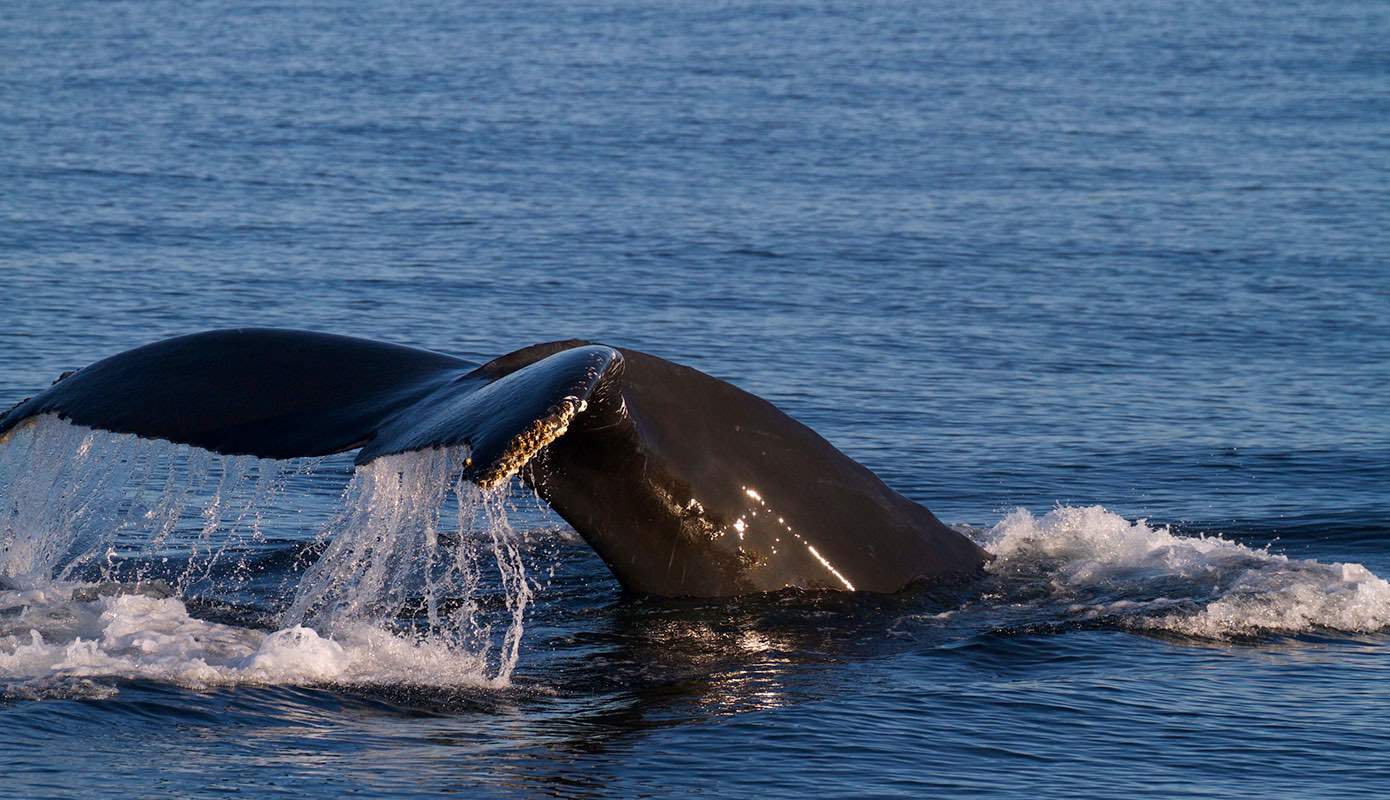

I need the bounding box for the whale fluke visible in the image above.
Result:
[0,328,989,597]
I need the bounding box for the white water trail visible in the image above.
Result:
[981,505,1390,638]
[0,415,538,693]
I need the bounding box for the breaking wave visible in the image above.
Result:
[979,505,1390,638]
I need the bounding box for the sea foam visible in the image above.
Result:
[4,416,1388,697]
[0,586,496,690]
[0,415,538,693]
[982,505,1390,638]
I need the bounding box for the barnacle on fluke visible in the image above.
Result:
[475,397,581,490]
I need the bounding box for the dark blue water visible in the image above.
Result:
[3,0,1389,796]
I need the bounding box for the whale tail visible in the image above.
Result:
[0,328,989,597]
[0,329,617,488]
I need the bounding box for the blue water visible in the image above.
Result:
[2,0,1389,796]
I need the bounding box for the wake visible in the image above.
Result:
[977,505,1390,638]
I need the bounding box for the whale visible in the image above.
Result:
[0,328,990,596]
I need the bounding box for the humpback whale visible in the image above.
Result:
[0,329,989,596]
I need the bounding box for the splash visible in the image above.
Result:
[0,587,499,691]
[981,505,1390,638]
[0,415,301,592]
[0,415,540,692]
[283,447,534,682]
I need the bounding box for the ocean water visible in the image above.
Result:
[2,0,1388,796]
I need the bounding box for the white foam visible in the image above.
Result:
[0,416,541,693]
[282,448,534,682]
[982,505,1390,638]
[8,413,1389,694]
[0,585,498,690]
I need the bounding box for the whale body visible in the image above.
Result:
[0,329,989,596]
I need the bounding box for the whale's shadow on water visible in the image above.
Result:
[309,558,1128,728]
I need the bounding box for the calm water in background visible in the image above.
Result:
[2,0,1389,797]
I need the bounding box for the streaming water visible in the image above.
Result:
[283,447,534,682]
[3,0,1388,795]
[5,412,1388,703]
[0,416,537,692]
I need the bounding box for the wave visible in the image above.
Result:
[979,505,1390,638]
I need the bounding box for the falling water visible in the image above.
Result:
[0,415,538,687]
[283,447,535,681]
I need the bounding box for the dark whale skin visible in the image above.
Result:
[0,329,989,597]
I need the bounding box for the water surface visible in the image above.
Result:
[2,0,1388,797]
